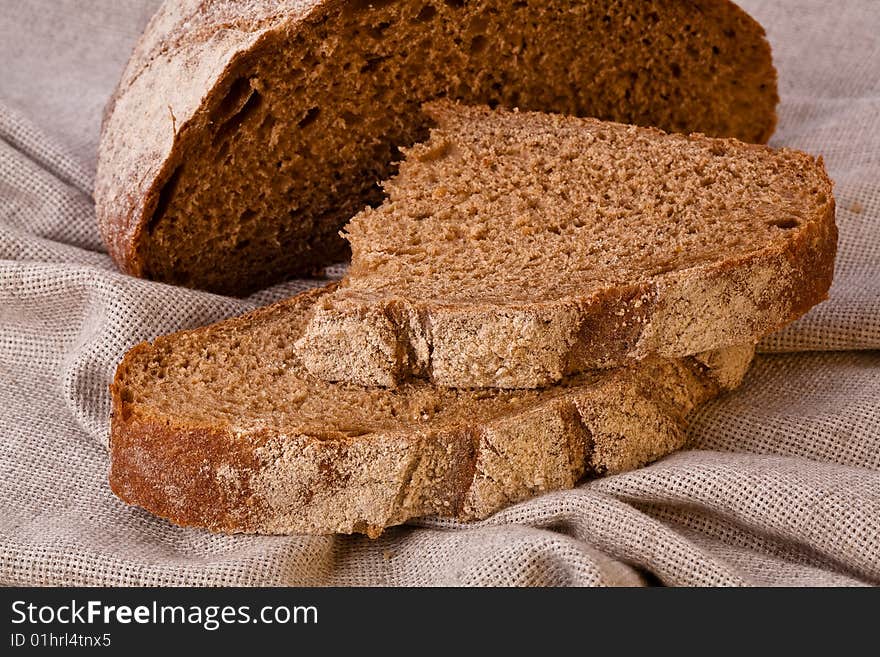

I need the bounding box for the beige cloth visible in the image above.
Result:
[1,0,878,587]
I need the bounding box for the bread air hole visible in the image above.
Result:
[768,217,800,230]
[360,54,391,73]
[368,21,393,39]
[470,34,488,53]
[214,77,254,124]
[213,87,262,146]
[416,5,436,21]
[149,165,182,234]
[298,107,321,129]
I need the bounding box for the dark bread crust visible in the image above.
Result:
[109,407,271,533]
[95,0,778,295]
[109,287,754,536]
[109,409,479,538]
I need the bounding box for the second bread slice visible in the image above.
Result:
[296,102,836,388]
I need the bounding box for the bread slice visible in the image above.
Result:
[96,0,778,296]
[295,102,836,389]
[109,285,754,537]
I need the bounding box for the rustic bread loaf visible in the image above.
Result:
[109,285,754,537]
[295,102,836,389]
[96,0,778,296]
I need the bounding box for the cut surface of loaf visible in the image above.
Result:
[96,0,778,296]
[295,102,837,389]
[109,285,754,537]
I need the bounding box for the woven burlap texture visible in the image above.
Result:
[1,0,878,586]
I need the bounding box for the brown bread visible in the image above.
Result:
[295,102,836,389]
[96,0,778,296]
[109,285,754,537]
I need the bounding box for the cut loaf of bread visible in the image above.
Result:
[96,0,778,296]
[109,285,754,537]
[295,102,837,389]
